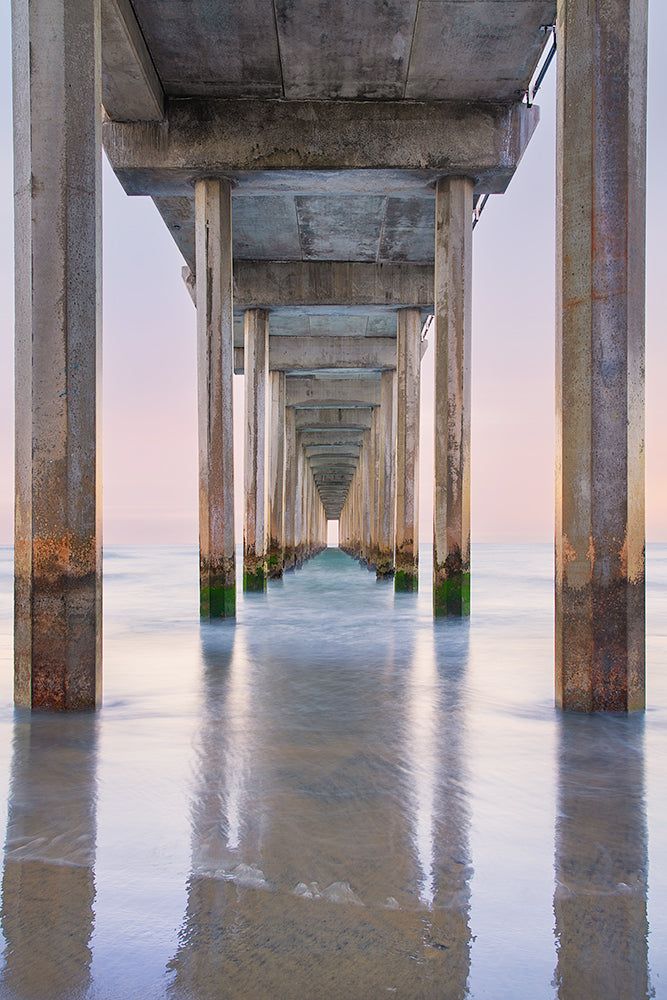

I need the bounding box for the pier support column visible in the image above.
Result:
[377,371,396,579]
[556,0,647,710]
[195,178,236,618]
[283,407,296,571]
[361,431,372,568]
[433,177,473,616]
[243,309,269,591]
[13,0,102,707]
[268,371,285,579]
[294,445,305,567]
[368,417,378,571]
[395,309,421,592]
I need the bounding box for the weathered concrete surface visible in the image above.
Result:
[13,0,102,709]
[287,377,381,409]
[283,406,297,571]
[299,430,365,449]
[294,448,305,566]
[395,310,421,592]
[101,0,164,121]
[232,261,434,310]
[233,336,396,374]
[295,409,372,432]
[268,371,285,579]
[361,432,373,568]
[243,309,270,591]
[107,0,554,103]
[196,178,236,617]
[305,445,360,459]
[377,371,396,579]
[433,177,473,617]
[555,0,647,711]
[104,99,539,196]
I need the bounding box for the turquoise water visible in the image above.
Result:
[0,543,665,999]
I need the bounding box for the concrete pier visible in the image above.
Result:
[243,308,269,591]
[395,309,421,592]
[13,1,645,713]
[556,0,647,710]
[13,0,102,708]
[433,177,473,617]
[195,178,236,617]
[268,371,286,579]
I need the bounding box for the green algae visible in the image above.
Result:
[433,572,470,616]
[243,566,267,592]
[394,570,417,593]
[200,583,236,618]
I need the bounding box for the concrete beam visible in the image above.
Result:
[103,99,539,195]
[184,260,433,308]
[309,462,358,472]
[299,430,364,448]
[101,0,165,121]
[233,260,434,311]
[305,447,360,459]
[234,336,396,374]
[286,377,381,409]
[295,409,372,432]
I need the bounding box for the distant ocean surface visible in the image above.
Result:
[0,543,665,999]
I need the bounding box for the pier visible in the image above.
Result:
[12,0,647,710]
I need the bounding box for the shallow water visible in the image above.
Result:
[0,543,665,999]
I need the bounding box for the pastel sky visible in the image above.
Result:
[0,5,665,545]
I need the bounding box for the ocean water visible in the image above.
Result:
[0,542,665,999]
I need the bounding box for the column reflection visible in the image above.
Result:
[184,627,259,881]
[169,616,472,999]
[0,713,98,1000]
[554,714,651,1000]
[405,622,472,997]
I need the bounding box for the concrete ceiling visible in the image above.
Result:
[127,0,556,103]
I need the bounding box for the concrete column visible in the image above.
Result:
[370,409,380,571]
[243,308,269,591]
[433,177,473,616]
[268,371,285,579]
[13,0,102,708]
[556,0,647,711]
[283,406,296,570]
[354,460,364,565]
[304,467,312,561]
[377,371,396,579]
[361,431,371,567]
[294,445,304,567]
[395,309,421,592]
[195,178,236,618]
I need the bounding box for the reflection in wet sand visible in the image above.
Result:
[554,715,652,1000]
[0,714,98,1000]
[168,611,472,998]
